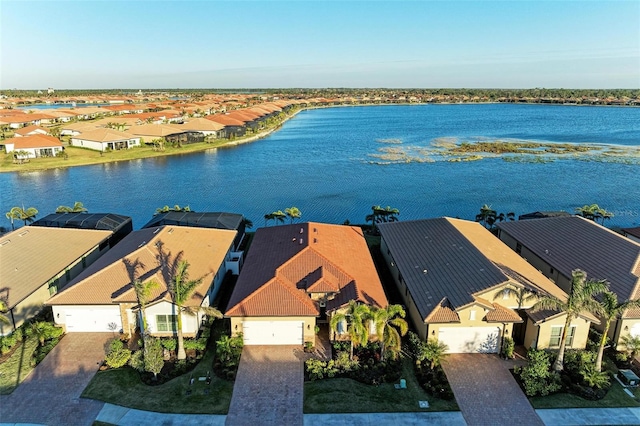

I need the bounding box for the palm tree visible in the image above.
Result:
[56,201,88,213]
[242,217,253,229]
[264,213,274,227]
[285,206,302,224]
[418,338,449,369]
[494,284,536,309]
[329,301,371,360]
[575,204,612,224]
[370,305,409,360]
[0,300,10,325]
[7,206,38,227]
[532,269,608,371]
[594,290,640,371]
[5,208,19,230]
[475,204,497,229]
[272,210,286,225]
[122,258,157,340]
[168,260,222,360]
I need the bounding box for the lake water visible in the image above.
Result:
[2,104,639,229]
[17,103,110,110]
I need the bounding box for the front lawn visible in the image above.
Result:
[304,358,459,413]
[82,344,233,414]
[530,380,640,409]
[0,336,40,394]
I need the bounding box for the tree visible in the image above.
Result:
[418,338,449,369]
[28,321,63,347]
[264,213,274,227]
[594,290,640,372]
[370,304,408,360]
[620,335,640,360]
[329,301,371,360]
[0,300,10,325]
[143,336,164,380]
[575,204,613,225]
[56,201,88,213]
[122,258,158,340]
[531,269,607,371]
[494,284,536,309]
[6,206,38,227]
[475,205,514,230]
[242,217,253,229]
[271,210,286,225]
[285,206,302,224]
[168,260,223,360]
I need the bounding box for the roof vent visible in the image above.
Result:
[168,228,174,234]
[138,241,146,248]
[314,238,317,243]
[0,240,10,247]
[153,228,160,234]
[292,238,297,242]
[300,227,304,234]
[19,230,29,237]
[313,228,317,233]
[299,238,304,245]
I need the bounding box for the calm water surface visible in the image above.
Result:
[2,104,639,229]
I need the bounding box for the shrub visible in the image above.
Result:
[161,338,177,351]
[32,338,60,366]
[580,365,610,389]
[105,338,131,369]
[27,321,63,346]
[501,337,515,359]
[143,337,164,380]
[129,350,145,372]
[516,349,562,396]
[183,338,207,351]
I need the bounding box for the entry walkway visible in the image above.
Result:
[442,353,544,426]
[0,333,111,426]
[225,346,304,426]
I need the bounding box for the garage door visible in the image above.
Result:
[243,321,303,345]
[65,306,122,332]
[438,327,500,353]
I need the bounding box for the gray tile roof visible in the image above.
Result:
[497,216,640,301]
[378,218,508,320]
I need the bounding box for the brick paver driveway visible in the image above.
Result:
[226,346,303,426]
[0,332,111,426]
[442,354,544,426]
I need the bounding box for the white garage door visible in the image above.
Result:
[438,326,500,353]
[64,306,123,332]
[631,323,640,338]
[243,321,303,345]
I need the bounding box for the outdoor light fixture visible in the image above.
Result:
[625,326,629,331]
[431,330,435,336]
[234,324,238,331]
[307,324,311,330]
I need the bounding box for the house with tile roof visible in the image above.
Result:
[377,218,596,353]
[497,216,640,347]
[225,222,388,346]
[0,227,113,335]
[70,128,141,152]
[3,135,64,159]
[47,226,237,336]
[12,125,50,137]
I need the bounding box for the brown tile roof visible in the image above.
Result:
[0,227,112,309]
[4,135,62,149]
[498,216,640,305]
[127,123,185,138]
[485,304,523,323]
[225,222,388,317]
[425,299,460,323]
[13,125,50,136]
[205,114,245,126]
[72,128,138,142]
[180,118,225,132]
[47,226,237,307]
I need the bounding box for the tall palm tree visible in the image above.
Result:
[56,201,88,213]
[272,210,286,225]
[285,206,302,224]
[122,258,157,339]
[532,269,607,371]
[264,213,274,227]
[370,305,409,360]
[475,204,497,229]
[7,206,38,227]
[419,338,449,369]
[594,290,640,372]
[329,301,371,360]
[168,260,223,359]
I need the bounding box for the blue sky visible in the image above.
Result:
[1,1,639,89]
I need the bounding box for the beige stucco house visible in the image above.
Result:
[497,216,640,348]
[0,227,113,335]
[70,128,141,152]
[48,226,237,336]
[378,218,597,353]
[225,222,388,346]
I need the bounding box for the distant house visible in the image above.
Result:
[47,226,237,336]
[126,123,203,145]
[205,114,246,138]
[497,216,640,347]
[621,227,640,244]
[225,222,388,346]
[31,212,133,248]
[59,122,100,136]
[179,118,225,137]
[71,128,141,152]
[378,218,596,353]
[0,227,113,335]
[3,135,64,159]
[12,125,50,137]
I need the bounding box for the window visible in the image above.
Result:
[48,278,59,296]
[550,267,555,274]
[469,310,476,321]
[82,257,86,268]
[156,315,177,332]
[549,326,576,347]
[502,289,510,299]
[515,243,522,254]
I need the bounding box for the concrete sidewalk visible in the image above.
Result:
[91,404,640,426]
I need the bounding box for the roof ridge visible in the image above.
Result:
[307,246,354,290]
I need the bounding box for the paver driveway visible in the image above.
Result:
[0,332,111,426]
[226,346,303,426]
[442,354,544,426]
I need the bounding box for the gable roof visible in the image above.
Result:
[127,123,186,138]
[180,118,225,132]
[0,227,112,309]
[4,134,62,149]
[378,218,568,322]
[72,128,137,143]
[497,216,640,302]
[13,125,50,136]
[225,222,387,317]
[47,226,237,307]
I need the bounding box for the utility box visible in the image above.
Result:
[618,369,640,387]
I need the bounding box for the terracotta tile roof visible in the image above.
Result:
[13,125,50,136]
[485,304,523,323]
[425,299,460,323]
[225,222,388,317]
[127,123,185,138]
[180,118,225,132]
[4,135,62,149]
[47,226,237,307]
[498,216,640,305]
[72,128,137,143]
[0,227,112,309]
[205,114,245,126]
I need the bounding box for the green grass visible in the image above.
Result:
[0,336,40,395]
[81,346,233,414]
[304,358,459,413]
[530,380,640,409]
